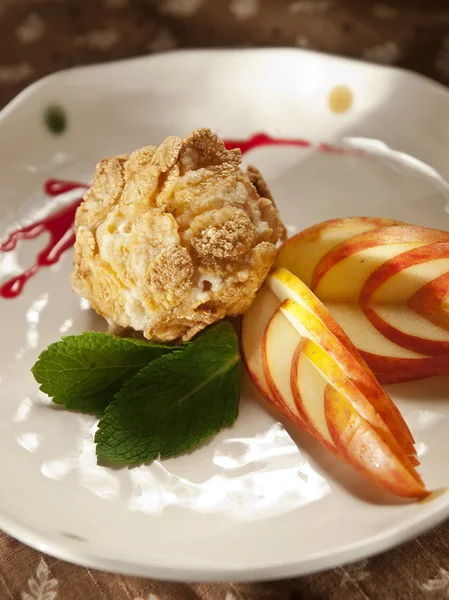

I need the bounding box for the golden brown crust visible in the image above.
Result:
[145,245,194,311]
[72,128,285,341]
[246,164,287,242]
[191,207,255,259]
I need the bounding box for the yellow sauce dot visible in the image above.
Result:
[328,85,353,114]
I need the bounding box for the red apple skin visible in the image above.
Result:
[362,305,449,357]
[324,386,428,499]
[311,226,449,293]
[279,217,401,253]
[409,271,449,332]
[360,242,449,307]
[359,350,449,384]
[292,338,422,482]
[242,351,277,406]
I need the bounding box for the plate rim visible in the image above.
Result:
[1,494,449,582]
[1,47,449,582]
[2,47,449,125]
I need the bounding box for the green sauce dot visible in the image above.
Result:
[44,105,67,135]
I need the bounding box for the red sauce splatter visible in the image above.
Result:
[0,134,357,299]
[224,132,311,155]
[0,179,87,298]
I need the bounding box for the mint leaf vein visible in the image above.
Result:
[32,332,174,414]
[95,321,241,465]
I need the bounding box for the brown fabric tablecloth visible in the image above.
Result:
[1,1,449,598]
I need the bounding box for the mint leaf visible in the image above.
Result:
[32,332,173,415]
[95,321,240,465]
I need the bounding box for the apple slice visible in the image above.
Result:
[241,283,316,422]
[359,243,449,355]
[256,291,423,492]
[277,218,449,382]
[311,226,449,302]
[276,217,403,288]
[363,305,449,357]
[291,339,335,447]
[324,385,428,499]
[266,268,417,459]
[283,299,418,462]
[243,270,426,498]
[325,302,449,383]
[292,337,421,482]
[409,271,449,332]
[241,284,279,406]
[361,243,449,306]
[358,352,449,384]
[325,303,426,361]
[261,307,315,432]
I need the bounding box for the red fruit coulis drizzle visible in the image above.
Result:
[224,133,353,155]
[0,133,356,299]
[0,179,88,298]
[224,132,311,154]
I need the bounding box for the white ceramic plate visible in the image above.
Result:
[1,48,449,582]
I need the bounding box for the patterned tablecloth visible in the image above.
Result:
[1,1,449,598]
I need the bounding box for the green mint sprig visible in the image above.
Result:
[95,321,240,464]
[31,322,241,464]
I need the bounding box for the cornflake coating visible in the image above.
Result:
[72,128,286,341]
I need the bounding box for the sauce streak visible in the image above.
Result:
[224,132,311,154]
[224,133,352,156]
[0,179,87,298]
[0,134,355,298]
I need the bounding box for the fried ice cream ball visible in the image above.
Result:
[71,128,286,341]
